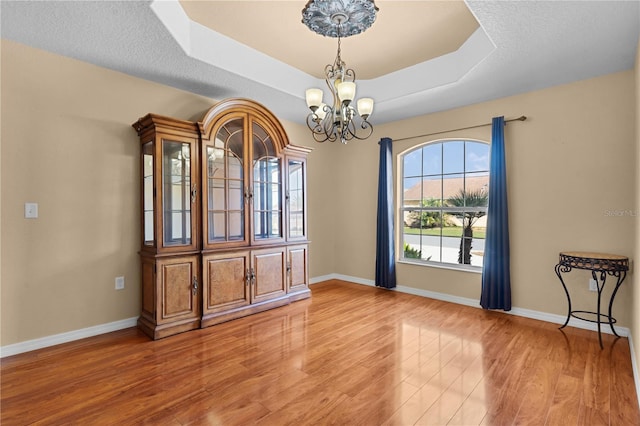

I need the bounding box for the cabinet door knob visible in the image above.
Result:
[191,184,197,203]
[192,276,198,295]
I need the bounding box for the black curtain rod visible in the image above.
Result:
[392,115,527,142]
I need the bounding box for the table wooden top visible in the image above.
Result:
[558,252,629,272]
[560,251,628,261]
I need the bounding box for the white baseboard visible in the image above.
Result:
[309,273,342,284]
[312,273,630,337]
[629,334,640,409]
[1,272,635,377]
[0,317,138,358]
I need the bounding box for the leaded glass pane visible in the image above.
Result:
[229,212,243,240]
[290,213,304,237]
[228,181,243,211]
[209,212,225,242]
[208,179,224,210]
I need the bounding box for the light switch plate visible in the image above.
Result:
[25,203,38,219]
[115,276,125,290]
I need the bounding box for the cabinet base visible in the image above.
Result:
[137,316,201,340]
[139,290,312,340]
[201,295,291,328]
[201,290,311,328]
[287,288,311,303]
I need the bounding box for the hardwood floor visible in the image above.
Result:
[2,280,639,425]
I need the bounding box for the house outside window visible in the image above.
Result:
[400,139,489,269]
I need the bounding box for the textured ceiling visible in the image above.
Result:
[1,1,639,126]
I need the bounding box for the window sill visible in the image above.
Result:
[398,259,483,274]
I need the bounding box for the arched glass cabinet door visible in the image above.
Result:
[203,114,248,247]
[251,120,283,243]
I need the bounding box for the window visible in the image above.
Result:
[401,140,489,268]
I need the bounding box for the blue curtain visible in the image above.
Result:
[480,117,511,310]
[375,137,396,289]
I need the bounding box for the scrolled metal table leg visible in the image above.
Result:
[555,263,572,329]
[594,270,604,349]
[607,270,626,337]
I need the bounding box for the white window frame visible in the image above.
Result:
[398,138,490,272]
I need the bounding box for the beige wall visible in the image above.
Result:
[1,37,638,347]
[334,70,637,326]
[633,36,640,388]
[0,40,337,345]
[0,37,3,344]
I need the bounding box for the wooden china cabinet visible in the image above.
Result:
[132,99,311,339]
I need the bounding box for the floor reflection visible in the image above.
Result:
[1,280,637,425]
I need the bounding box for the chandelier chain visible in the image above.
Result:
[337,26,341,62]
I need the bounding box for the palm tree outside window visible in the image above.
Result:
[401,140,489,268]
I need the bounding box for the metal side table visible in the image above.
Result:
[554,251,629,349]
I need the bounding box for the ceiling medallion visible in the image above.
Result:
[302,0,378,144]
[302,0,378,38]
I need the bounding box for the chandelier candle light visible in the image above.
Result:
[302,0,378,144]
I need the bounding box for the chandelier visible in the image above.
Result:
[302,0,378,144]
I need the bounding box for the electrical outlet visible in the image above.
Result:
[24,202,38,219]
[115,276,125,290]
[589,279,597,292]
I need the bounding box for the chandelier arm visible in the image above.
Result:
[306,113,331,143]
[321,108,340,143]
[324,66,340,111]
[340,120,353,144]
[313,132,330,143]
[325,119,339,143]
[345,116,374,141]
[343,118,354,137]
[343,68,356,83]
[325,64,337,80]
[355,119,375,140]
[305,113,320,131]
[342,115,357,142]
